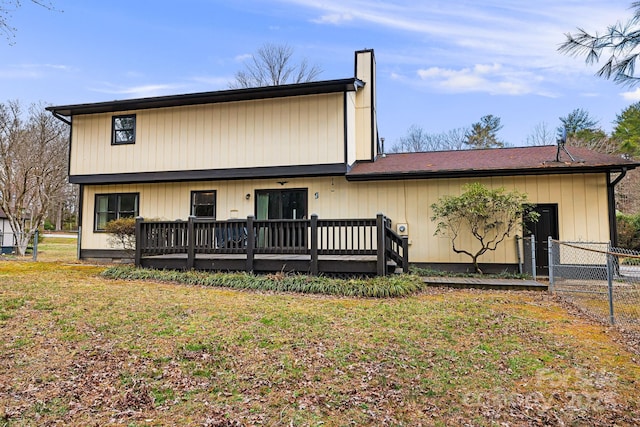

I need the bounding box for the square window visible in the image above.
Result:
[191,191,216,217]
[94,193,139,231]
[112,115,136,145]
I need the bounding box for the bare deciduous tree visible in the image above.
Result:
[1,1,56,44]
[0,100,68,255]
[525,122,556,146]
[389,124,468,153]
[230,43,322,88]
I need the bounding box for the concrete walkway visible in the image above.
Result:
[422,276,548,291]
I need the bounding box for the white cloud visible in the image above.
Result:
[621,88,640,101]
[312,13,353,25]
[234,53,252,62]
[90,83,185,98]
[416,63,537,96]
[279,0,631,78]
[0,63,73,79]
[190,76,232,89]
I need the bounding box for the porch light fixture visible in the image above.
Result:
[245,193,251,200]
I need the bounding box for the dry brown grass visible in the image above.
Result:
[1,239,639,425]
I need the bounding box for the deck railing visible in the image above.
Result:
[135,213,408,275]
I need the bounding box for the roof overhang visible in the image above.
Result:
[69,163,348,185]
[346,164,636,181]
[46,78,363,117]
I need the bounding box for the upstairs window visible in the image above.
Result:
[191,191,216,218]
[112,114,136,145]
[94,193,139,231]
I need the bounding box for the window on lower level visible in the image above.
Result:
[191,190,216,217]
[112,114,136,145]
[94,193,139,231]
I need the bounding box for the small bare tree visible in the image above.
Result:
[230,43,322,88]
[0,100,68,255]
[431,183,539,274]
[105,217,137,259]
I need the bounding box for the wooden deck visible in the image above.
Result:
[135,214,408,275]
[140,253,397,275]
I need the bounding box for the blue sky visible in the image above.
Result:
[1,0,638,146]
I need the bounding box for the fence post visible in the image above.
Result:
[530,234,536,281]
[402,236,409,273]
[310,214,318,275]
[515,236,522,274]
[77,226,82,261]
[376,213,386,276]
[135,217,143,267]
[32,229,38,261]
[606,242,615,325]
[246,216,255,272]
[187,216,195,270]
[547,236,554,292]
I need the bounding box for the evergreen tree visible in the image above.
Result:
[464,115,504,149]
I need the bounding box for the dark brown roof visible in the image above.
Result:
[347,145,640,181]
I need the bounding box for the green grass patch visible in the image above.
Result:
[2,261,640,425]
[101,266,425,297]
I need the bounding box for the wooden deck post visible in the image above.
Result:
[310,214,318,275]
[134,217,143,267]
[187,216,195,270]
[246,216,255,272]
[376,213,386,276]
[402,236,409,273]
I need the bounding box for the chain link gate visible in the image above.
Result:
[548,238,640,329]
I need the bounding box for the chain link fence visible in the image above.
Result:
[549,239,640,330]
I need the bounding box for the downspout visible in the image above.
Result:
[607,167,628,247]
[51,111,71,126]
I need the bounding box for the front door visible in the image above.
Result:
[525,204,559,275]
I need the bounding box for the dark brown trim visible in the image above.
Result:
[343,92,348,164]
[70,163,347,185]
[607,169,628,247]
[346,165,632,181]
[77,184,84,231]
[80,248,131,260]
[47,79,362,117]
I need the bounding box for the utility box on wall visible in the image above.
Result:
[397,223,408,236]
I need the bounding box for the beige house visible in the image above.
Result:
[47,49,639,273]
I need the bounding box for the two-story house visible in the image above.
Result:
[47,49,639,273]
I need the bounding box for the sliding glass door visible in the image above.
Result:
[255,189,308,250]
[255,189,307,220]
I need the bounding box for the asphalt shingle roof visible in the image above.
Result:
[347,145,639,181]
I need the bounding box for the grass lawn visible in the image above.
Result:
[1,239,639,426]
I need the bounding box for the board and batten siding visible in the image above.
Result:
[70,93,346,176]
[81,173,610,264]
